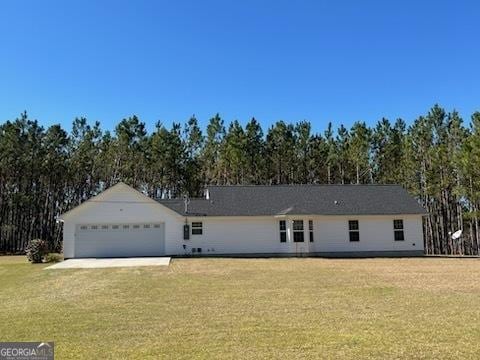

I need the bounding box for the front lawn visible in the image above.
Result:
[1,256,480,359]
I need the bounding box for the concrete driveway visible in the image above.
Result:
[45,257,171,269]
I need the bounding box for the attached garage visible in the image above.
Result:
[74,223,165,258]
[60,183,184,259]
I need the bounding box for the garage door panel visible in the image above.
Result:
[75,223,165,258]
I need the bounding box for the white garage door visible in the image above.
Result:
[74,223,165,258]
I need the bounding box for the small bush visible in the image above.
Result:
[26,239,48,263]
[44,253,63,263]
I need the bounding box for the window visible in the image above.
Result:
[309,220,314,242]
[192,222,203,235]
[133,224,140,229]
[123,225,129,229]
[91,225,98,230]
[394,219,403,229]
[394,219,405,241]
[80,225,87,230]
[348,220,359,242]
[154,224,161,228]
[279,220,287,242]
[101,225,108,230]
[144,224,150,229]
[293,220,304,242]
[112,225,119,229]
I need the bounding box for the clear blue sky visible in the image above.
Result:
[0,0,478,133]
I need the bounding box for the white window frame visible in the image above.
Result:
[393,219,405,241]
[293,220,304,243]
[348,220,359,242]
[309,220,314,243]
[279,220,287,243]
[192,222,203,235]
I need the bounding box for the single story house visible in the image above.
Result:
[59,182,426,258]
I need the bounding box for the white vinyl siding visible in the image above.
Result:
[310,215,423,253]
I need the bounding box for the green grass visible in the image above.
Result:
[1,256,480,359]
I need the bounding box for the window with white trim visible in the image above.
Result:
[309,220,314,242]
[293,220,304,242]
[348,220,359,242]
[394,219,405,241]
[279,220,287,242]
[192,222,203,235]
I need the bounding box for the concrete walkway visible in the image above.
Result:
[45,257,171,269]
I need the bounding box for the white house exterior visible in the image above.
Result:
[60,183,425,258]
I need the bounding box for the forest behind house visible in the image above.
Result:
[1,104,479,255]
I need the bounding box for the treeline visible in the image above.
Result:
[1,105,480,255]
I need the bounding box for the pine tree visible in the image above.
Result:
[309,133,328,183]
[372,118,405,184]
[336,125,350,184]
[324,122,337,184]
[294,121,312,184]
[202,114,225,184]
[183,116,204,196]
[266,121,295,184]
[69,117,102,203]
[221,120,247,184]
[114,115,148,187]
[349,121,371,184]
[244,118,265,184]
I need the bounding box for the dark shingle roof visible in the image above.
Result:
[158,184,426,217]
